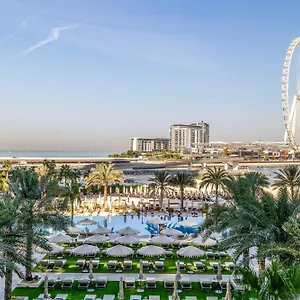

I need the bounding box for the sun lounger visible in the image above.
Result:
[164,279,174,290]
[48,278,57,289]
[83,295,96,300]
[206,251,215,259]
[103,295,115,300]
[219,280,227,290]
[107,260,117,270]
[178,261,186,271]
[130,296,141,300]
[141,260,150,269]
[125,277,135,289]
[185,297,197,300]
[54,294,68,300]
[225,262,235,271]
[40,260,50,267]
[61,279,74,289]
[155,261,164,270]
[219,251,228,259]
[206,297,218,300]
[75,259,86,268]
[181,279,192,290]
[230,276,244,291]
[209,262,219,272]
[124,260,132,270]
[54,260,66,268]
[146,277,156,289]
[149,296,160,300]
[78,279,90,289]
[200,278,212,291]
[165,251,173,258]
[91,259,100,269]
[193,261,205,271]
[95,277,108,289]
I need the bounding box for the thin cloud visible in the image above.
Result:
[1,19,28,43]
[20,23,80,57]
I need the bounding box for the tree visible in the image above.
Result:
[200,167,229,204]
[244,172,269,197]
[170,172,195,210]
[59,164,72,186]
[150,171,172,208]
[0,160,12,192]
[273,165,300,200]
[85,163,124,205]
[10,167,70,279]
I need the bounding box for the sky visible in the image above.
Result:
[0,0,299,151]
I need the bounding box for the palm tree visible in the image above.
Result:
[244,171,269,197]
[170,172,195,210]
[273,165,300,200]
[10,167,70,279]
[200,167,229,204]
[0,160,12,192]
[59,164,72,186]
[59,181,82,225]
[150,171,172,208]
[86,163,124,205]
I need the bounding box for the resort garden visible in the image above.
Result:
[1,161,300,299]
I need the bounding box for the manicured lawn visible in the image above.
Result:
[13,281,238,300]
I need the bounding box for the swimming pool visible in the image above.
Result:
[73,215,205,235]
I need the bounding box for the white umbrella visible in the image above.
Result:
[191,236,217,247]
[225,280,231,300]
[175,261,181,281]
[115,236,140,245]
[76,218,97,226]
[106,245,134,257]
[150,235,174,245]
[118,277,124,300]
[177,246,205,258]
[67,226,84,234]
[90,226,111,235]
[172,280,179,300]
[48,233,73,243]
[117,226,140,235]
[108,233,121,240]
[161,228,184,237]
[137,245,165,257]
[72,244,99,255]
[178,219,198,227]
[89,260,94,281]
[85,235,110,244]
[147,218,168,225]
[44,275,49,299]
[37,243,64,254]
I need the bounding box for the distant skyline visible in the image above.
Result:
[0,0,298,151]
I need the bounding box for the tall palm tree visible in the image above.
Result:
[200,167,229,204]
[244,172,269,197]
[10,168,70,279]
[273,165,300,200]
[59,164,72,186]
[2,160,12,180]
[150,171,172,208]
[0,160,12,192]
[170,172,195,210]
[86,163,124,205]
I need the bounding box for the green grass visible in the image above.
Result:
[13,281,240,300]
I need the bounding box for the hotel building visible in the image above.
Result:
[130,137,169,152]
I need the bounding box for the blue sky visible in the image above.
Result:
[0,0,299,151]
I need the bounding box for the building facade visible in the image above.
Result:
[170,122,209,152]
[130,137,169,152]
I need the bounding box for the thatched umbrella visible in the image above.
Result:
[115,235,140,245]
[117,226,140,235]
[67,226,84,234]
[225,280,231,300]
[44,275,49,299]
[85,234,110,244]
[89,260,94,281]
[178,220,198,227]
[106,245,134,257]
[161,228,184,237]
[150,235,174,245]
[139,259,143,287]
[76,218,97,226]
[118,277,124,300]
[49,233,72,243]
[72,244,99,255]
[177,246,205,258]
[137,245,165,257]
[172,280,179,300]
[90,226,110,235]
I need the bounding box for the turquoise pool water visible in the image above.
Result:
[73,215,205,235]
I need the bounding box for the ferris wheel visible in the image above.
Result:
[282,37,300,150]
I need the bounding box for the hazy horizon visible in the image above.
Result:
[1,0,296,151]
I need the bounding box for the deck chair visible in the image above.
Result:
[146,277,156,289]
[95,277,108,289]
[78,279,90,290]
[61,279,74,290]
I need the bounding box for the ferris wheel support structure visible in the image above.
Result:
[282,37,300,150]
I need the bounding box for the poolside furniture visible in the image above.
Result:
[54,294,68,300]
[107,260,117,270]
[141,260,150,269]
[193,261,205,271]
[125,277,135,289]
[54,259,67,268]
[91,259,100,269]
[209,262,219,272]
[206,251,215,259]
[146,277,156,289]
[61,279,74,289]
[95,277,108,289]
[206,297,218,300]
[78,279,90,289]
[75,259,86,269]
[124,260,133,270]
[185,297,197,300]
[155,261,164,270]
[40,260,50,268]
[149,296,160,300]
[178,261,186,271]
[200,278,212,291]
[130,296,141,300]
[181,278,192,290]
[83,295,96,300]
[219,251,228,259]
[64,249,72,256]
[225,262,235,271]
[103,295,115,300]
[219,279,227,290]
[48,278,57,289]
[164,279,174,290]
[165,251,173,258]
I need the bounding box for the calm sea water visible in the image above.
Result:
[0,150,112,158]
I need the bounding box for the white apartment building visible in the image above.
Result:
[170,122,209,152]
[130,137,169,152]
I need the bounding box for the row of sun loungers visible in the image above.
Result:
[46,277,108,290]
[40,259,67,268]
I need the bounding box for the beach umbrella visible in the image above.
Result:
[72,244,99,255]
[150,235,174,245]
[191,236,217,247]
[147,218,168,225]
[44,275,49,299]
[177,246,205,258]
[161,228,184,237]
[48,233,72,243]
[178,219,198,227]
[117,226,140,235]
[139,259,143,286]
[106,245,134,257]
[89,260,94,281]
[118,277,124,300]
[85,235,110,244]
[225,280,231,300]
[115,235,140,245]
[172,280,179,300]
[37,243,64,254]
[137,245,165,257]
[217,262,222,281]
[76,218,97,226]
[210,232,223,241]
[108,233,121,240]
[67,226,84,234]
[90,226,110,235]
[175,261,181,282]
